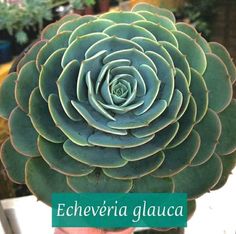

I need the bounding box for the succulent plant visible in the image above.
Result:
[1,2,236,226]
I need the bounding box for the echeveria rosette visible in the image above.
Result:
[1,2,236,222]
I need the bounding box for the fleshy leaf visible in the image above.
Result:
[212,151,236,190]
[26,157,72,205]
[131,176,174,193]
[192,109,221,166]
[121,123,179,161]
[48,94,93,146]
[38,136,94,176]
[0,73,17,119]
[203,53,232,113]
[152,130,200,177]
[29,88,66,143]
[63,139,127,168]
[9,107,39,157]
[173,154,223,199]
[1,138,28,184]
[103,152,165,179]
[15,61,39,113]
[39,48,65,101]
[67,169,132,193]
[189,68,208,123]
[209,42,236,83]
[216,100,236,155]
[131,3,176,23]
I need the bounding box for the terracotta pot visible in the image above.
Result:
[99,0,110,13]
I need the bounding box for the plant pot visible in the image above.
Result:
[0,40,12,64]
[74,6,94,15]
[99,0,110,13]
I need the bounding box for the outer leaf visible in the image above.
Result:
[209,42,236,83]
[212,151,236,190]
[67,169,132,193]
[103,152,164,179]
[1,138,28,184]
[38,136,94,176]
[152,131,200,178]
[9,107,39,157]
[63,139,127,168]
[0,73,17,119]
[203,53,232,113]
[216,100,236,155]
[15,61,39,113]
[26,157,72,205]
[29,88,66,143]
[192,109,221,166]
[173,154,223,199]
[131,176,174,193]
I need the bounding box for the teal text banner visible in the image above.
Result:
[52,193,187,228]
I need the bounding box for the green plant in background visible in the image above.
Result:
[177,0,218,39]
[0,0,95,45]
[1,2,236,230]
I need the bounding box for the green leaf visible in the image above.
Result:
[104,23,157,41]
[104,48,157,73]
[131,37,175,69]
[99,11,145,23]
[172,31,207,75]
[103,152,165,179]
[161,41,191,83]
[131,176,174,193]
[189,68,208,123]
[212,151,236,190]
[15,61,39,113]
[176,22,211,53]
[38,136,94,176]
[174,69,190,119]
[62,33,108,67]
[192,109,221,166]
[131,89,182,137]
[17,40,47,72]
[216,100,236,155]
[209,42,236,84]
[168,96,196,148]
[58,15,96,33]
[63,139,127,168]
[69,19,114,44]
[145,51,174,105]
[71,100,127,136]
[1,138,28,184]
[85,36,143,59]
[131,3,176,23]
[121,123,179,161]
[36,32,71,70]
[152,130,200,177]
[0,73,17,119]
[48,94,93,146]
[88,131,155,149]
[57,60,82,121]
[9,107,39,157]
[203,53,232,113]
[134,21,178,47]
[29,88,66,143]
[67,169,132,193]
[136,11,176,30]
[39,48,65,101]
[173,154,223,199]
[26,157,71,205]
